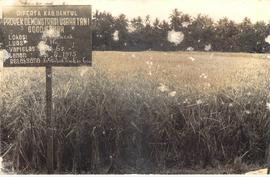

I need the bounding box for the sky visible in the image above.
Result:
[0,0,269,23]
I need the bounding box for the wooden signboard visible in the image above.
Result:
[2,5,92,67]
[1,5,92,173]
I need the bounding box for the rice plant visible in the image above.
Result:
[0,51,270,174]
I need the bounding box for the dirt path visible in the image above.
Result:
[245,168,268,175]
[0,157,14,175]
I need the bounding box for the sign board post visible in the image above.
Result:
[46,66,53,173]
[2,5,92,173]
[267,130,270,174]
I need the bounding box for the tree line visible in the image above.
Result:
[92,9,270,53]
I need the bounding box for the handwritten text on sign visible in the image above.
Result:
[2,5,92,67]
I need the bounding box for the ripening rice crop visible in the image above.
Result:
[0,51,270,174]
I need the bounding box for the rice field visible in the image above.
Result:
[0,51,270,174]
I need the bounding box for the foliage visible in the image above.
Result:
[91,9,270,53]
[1,52,269,174]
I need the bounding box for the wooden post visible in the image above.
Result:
[267,144,270,174]
[267,154,269,174]
[267,128,270,174]
[46,66,54,173]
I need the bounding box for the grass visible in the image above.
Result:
[0,51,270,174]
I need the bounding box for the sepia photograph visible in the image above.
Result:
[0,0,269,175]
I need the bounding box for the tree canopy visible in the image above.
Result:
[92,9,270,53]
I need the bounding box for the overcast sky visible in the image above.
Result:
[1,0,269,23]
